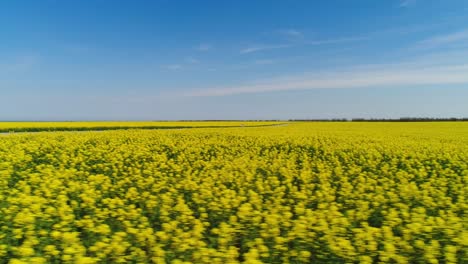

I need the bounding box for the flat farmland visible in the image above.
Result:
[0,122,466,263]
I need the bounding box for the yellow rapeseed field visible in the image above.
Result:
[0,122,466,263]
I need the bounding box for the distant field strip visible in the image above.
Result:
[0,121,285,133]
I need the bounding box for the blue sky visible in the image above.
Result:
[1,0,467,120]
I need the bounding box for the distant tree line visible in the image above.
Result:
[289,117,468,122]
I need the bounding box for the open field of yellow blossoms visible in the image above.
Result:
[0,122,466,263]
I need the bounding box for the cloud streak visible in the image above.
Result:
[277,29,304,39]
[240,36,367,54]
[416,29,468,49]
[184,59,468,96]
[240,44,292,54]
[306,36,369,45]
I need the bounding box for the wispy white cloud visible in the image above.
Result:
[184,52,468,96]
[416,29,468,49]
[240,36,366,54]
[240,44,291,54]
[162,57,199,71]
[277,29,303,39]
[196,43,212,51]
[306,36,369,45]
